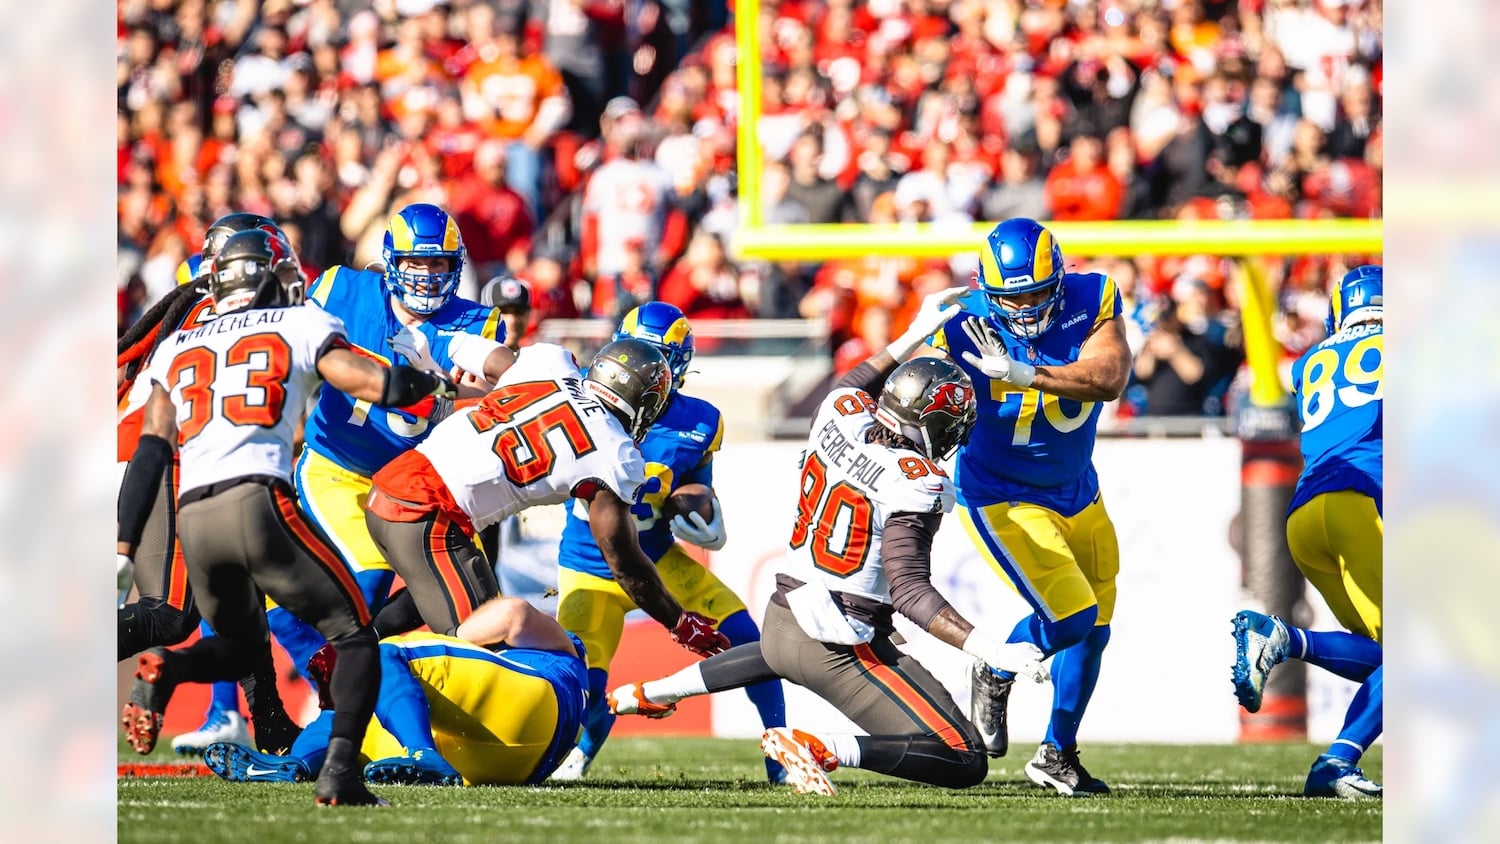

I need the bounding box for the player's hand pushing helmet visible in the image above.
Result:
[613,301,695,389]
[1327,264,1382,335]
[208,229,306,314]
[979,218,1066,339]
[584,338,673,441]
[381,203,466,315]
[874,357,979,461]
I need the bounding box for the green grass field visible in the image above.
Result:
[119,738,1381,843]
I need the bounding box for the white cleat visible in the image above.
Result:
[171,710,252,755]
[547,746,593,782]
[760,728,838,796]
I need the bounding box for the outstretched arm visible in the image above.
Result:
[456,596,579,657]
[586,487,684,628]
[1029,315,1133,401]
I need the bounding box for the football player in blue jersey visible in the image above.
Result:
[1233,265,1383,800]
[548,302,788,783]
[921,218,1132,795]
[271,203,515,692]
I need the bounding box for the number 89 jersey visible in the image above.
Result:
[414,344,646,531]
[1288,322,1383,515]
[144,305,346,495]
[781,387,955,605]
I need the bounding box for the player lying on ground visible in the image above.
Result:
[609,288,1049,795]
[550,303,787,784]
[117,229,458,807]
[202,596,590,786]
[361,339,731,662]
[1233,265,1384,800]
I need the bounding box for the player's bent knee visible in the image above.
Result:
[1044,605,1097,651]
[929,748,988,789]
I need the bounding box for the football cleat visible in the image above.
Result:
[122,648,176,755]
[608,683,678,719]
[203,742,312,783]
[970,660,1014,758]
[1232,610,1291,713]
[314,737,388,807]
[547,747,593,781]
[1024,742,1110,796]
[1305,755,1382,800]
[364,750,464,786]
[172,709,252,755]
[760,728,838,796]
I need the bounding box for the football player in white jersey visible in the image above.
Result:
[607,288,1049,795]
[116,229,459,807]
[362,338,731,658]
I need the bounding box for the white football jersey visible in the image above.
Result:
[416,343,646,531]
[145,304,346,494]
[780,387,956,605]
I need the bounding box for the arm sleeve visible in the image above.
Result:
[884,510,953,631]
[835,353,899,395]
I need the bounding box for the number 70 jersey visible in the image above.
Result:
[414,343,647,531]
[781,387,955,605]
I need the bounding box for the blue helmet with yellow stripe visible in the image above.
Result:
[613,301,695,389]
[978,218,1066,339]
[1326,264,1382,335]
[176,253,206,287]
[381,203,465,315]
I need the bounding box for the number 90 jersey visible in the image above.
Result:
[781,387,955,605]
[932,276,1122,517]
[301,266,502,478]
[144,304,347,495]
[1288,322,1383,515]
[557,392,725,579]
[414,344,646,531]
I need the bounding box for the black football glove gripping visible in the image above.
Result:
[381,364,459,424]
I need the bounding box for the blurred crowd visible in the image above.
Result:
[118,0,1382,418]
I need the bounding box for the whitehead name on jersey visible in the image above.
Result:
[781,387,955,609]
[146,304,346,495]
[414,343,645,531]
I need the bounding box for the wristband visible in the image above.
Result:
[1007,360,1037,388]
[883,329,928,363]
[447,333,503,378]
[961,627,1005,662]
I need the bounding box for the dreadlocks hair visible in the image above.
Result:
[118,282,206,390]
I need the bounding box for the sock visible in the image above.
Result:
[715,612,788,730]
[576,667,614,759]
[1325,665,1382,764]
[1290,628,1382,683]
[373,645,439,754]
[818,732,861,768]
[997,606,1098,681]
[1044,624,1111,749]
[326,630,380,744]
[642,664,709,704]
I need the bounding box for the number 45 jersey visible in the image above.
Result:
[144,304,347,495]
[781,387,955,606]
[397,343,647,532]
[1289,322,1383,515]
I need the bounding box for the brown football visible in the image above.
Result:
[664,483,715,522]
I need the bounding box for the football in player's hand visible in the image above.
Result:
[665,483,715,522]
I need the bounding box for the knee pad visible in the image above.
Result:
[141,597,201,646]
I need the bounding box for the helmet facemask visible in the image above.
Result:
[874,359,979,462]
[985,282,1064,340]
[385,255,462,315]
[583,339,674,441]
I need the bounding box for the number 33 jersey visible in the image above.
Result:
[1289,322,1383,514]
[144,304,348,495]
[781,387,955,605]
[410,343,646,531]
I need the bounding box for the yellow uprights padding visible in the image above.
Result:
[735,0,763,230]
[1235,257,1287,407]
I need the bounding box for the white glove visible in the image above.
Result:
[884,285,971,361]
[963,630,1049,684]
[670,497,727,551]
[389,325,442,374]
[959,317,1036,387]
[117,553,135,608]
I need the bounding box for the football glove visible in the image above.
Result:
[959,317,1036,387]
[885,286,971,360]
[389,324,442,374]
[117,553,135,607]
[670,611,730,657]
[963,630,1049,684]
[670,497,727,551]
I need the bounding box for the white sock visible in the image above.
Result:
[641,665,708,704]
[819,732,862,769]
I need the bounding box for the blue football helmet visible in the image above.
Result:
[613,301,695,389]
[381,203,465,315]
[1326,264,1383,335]
[977,218,1066,339]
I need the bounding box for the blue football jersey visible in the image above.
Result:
[1288,322,1383,515]
[933,272,1123,516]
[557,392,725,578]
[300,266,502,477]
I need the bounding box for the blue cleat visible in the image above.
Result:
[1232,610,1290,713]
[1305,755,1382,800]
[203,741,312,783]
[363,749,464,786]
